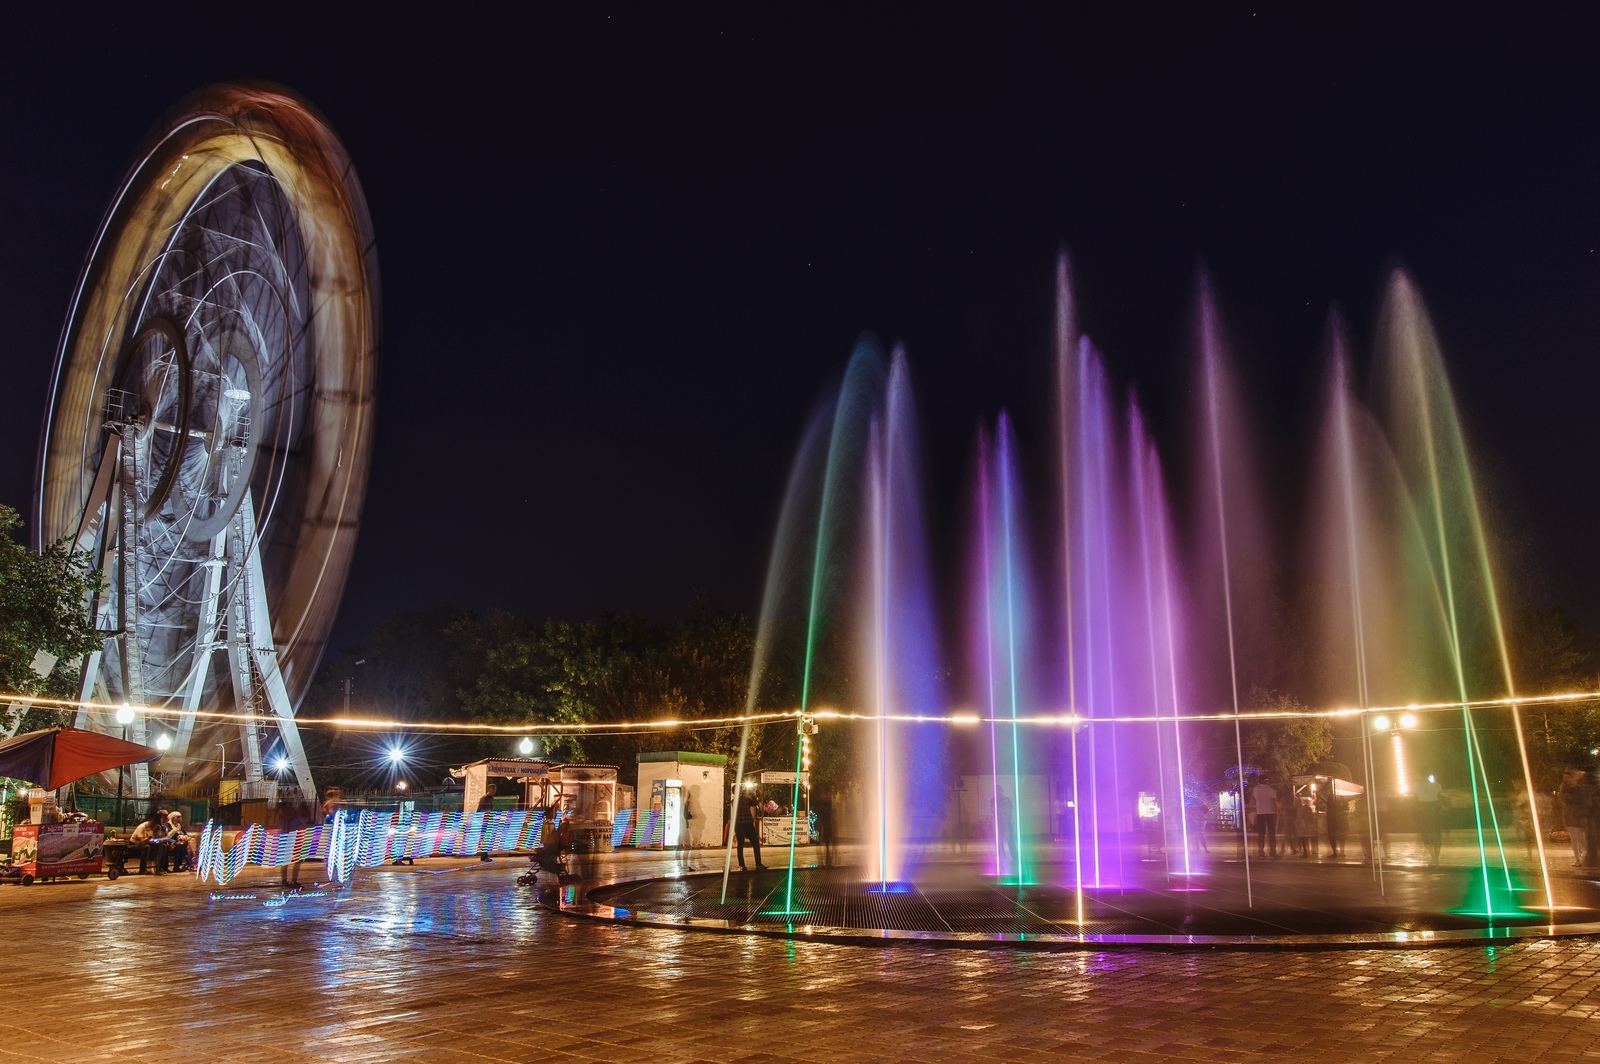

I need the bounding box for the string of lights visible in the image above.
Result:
[11,689,1600,736]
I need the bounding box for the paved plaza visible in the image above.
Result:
[1,848,1599,1062]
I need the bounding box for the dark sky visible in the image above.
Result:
[3,6,1598,647]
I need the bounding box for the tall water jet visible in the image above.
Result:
[1129,401,1194,875]
[1374,270,1552,913]
[970,413,1034,882]
[1308,317,1400,888]
[721,340,884,905]
[1052,254,1087,907]
[861,347,946,888]
[1193,280,1274,905]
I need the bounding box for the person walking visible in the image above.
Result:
[1560,770,1587,867]
[735,792,764,871]
[1250,779,1279,859]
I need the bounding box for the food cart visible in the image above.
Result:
[740,769,815,845]
[10,821,108,884]
[1289,774,1365,836]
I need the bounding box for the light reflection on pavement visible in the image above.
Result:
[4,849,1600,1062]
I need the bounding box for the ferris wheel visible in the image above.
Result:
[34,84,379,802]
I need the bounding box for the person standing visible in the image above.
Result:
[476,783,498,861]
[1560,770,1587,868]
[1415,773,1444,864]
[1585,773,1600,869]
[996,793,1016,875]
[1325,788,1349,858]
[1250,779,1279,859]
[277,800,309,891]
[1512,779,1535,860]
[812,792,835,869]
[735,792,764,871]
[1296,791,1318,858]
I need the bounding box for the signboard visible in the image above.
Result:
[755,771,810,786]
[484,760,550,779]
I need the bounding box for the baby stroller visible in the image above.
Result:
[517,836,575,887]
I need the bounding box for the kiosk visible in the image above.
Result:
[636,752,726,848]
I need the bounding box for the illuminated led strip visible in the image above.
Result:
[22,689,1600,734]
[194,808,568,886]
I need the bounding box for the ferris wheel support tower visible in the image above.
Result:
[36,84,379,802]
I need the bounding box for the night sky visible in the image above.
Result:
[3,7,1598,648]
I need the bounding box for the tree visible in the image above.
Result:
[1236,689,1333,783]
[1511,605,1600,787]
[0,505,103,732]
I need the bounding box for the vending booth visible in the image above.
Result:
[741,769,814,846]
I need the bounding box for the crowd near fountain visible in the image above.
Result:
[722,253,1561,922]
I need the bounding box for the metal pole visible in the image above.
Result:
[116,727,126,832]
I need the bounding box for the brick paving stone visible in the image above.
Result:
[3,853,1600,1060]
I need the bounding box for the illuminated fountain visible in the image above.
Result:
[683,257,1588,942]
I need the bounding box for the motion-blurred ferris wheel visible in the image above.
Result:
[34,84,379,802]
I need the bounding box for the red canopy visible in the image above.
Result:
[0,727,161,790]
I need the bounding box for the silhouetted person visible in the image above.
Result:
[735,794,764,870]
[1585,775,1600,869]
[477,783,498,861]
[1185,801,1210,854]
[1415,773,1443,863]
[997,793,1016,876]
[812,793,835,868]
[1320,785,1348,858]
[1560,770,1588,867]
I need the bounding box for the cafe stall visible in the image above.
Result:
[740,769,814,846]
[451,758,624,851]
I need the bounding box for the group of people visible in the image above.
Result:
[1247,779,1352,859]
[127,807,191,874]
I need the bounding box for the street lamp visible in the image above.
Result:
[1373,709,1420,795]
[518,737,534,756]
[115,703,135,831]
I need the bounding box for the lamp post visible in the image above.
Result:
[115,703,135,830]
[1371,710,1420,795]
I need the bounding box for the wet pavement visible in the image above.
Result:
[6,846,1600,1062]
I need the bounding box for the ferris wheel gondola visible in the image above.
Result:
[34,83,379,802]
